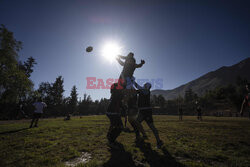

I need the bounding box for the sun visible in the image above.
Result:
[101,42,122,62]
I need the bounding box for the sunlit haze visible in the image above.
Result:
[101,42,122,63]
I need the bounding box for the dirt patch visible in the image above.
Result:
[65,152,91,167]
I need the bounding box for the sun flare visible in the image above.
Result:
[101,42,122,62]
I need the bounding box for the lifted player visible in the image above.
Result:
[116,52,145,88]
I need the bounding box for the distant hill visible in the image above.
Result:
[152,57,250,100]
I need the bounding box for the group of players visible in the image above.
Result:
[105,52,250,150]
[106,52,163,149]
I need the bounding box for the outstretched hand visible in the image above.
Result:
[117,55,124,59]
[116,57,120,61]
[141,60,145,64]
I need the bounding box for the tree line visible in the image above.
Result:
[151,76,248,116]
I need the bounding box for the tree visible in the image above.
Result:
[0,25,35,119]
[184,88,197,103]
[37,82,52,104]
[79,93,92,115]
[158,95,166,109]
[19,57,37,78]
[69,85,78,114]
[50,76,64,105]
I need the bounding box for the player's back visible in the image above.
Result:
[122,57,136,77]
[33,102,46,113]
[138,89,150,108]
[107,90,123,114]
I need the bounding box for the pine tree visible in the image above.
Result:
[69,85,78,114]
[51,76,64,105]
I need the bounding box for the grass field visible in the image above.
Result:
[0,115,250,167]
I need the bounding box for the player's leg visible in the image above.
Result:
[146,115,163,148]
[128,114,139,135]
[107,115,122,143]
[107,116,123,149]
[34,119,38,127]
[146,117,159,141]
[29,114,35,128]
[112,116,123,141]
[107,115,115,143]
[128,113,144,141]
[107,124,113,142]
[106,115,113,142]
[136,112,147,139]
[148,123,159,140]
[135,119,147,139]
[34,113,40,127]
[129,109,147,140]
[148,122,163,148]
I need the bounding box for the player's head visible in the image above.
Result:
[110,83,118,94]
[144,82,152,90]
[110,83,123,94]
[127,52,134,59]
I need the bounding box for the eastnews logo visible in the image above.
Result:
[86,77,163,89]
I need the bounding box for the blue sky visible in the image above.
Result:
[1,0,250,100]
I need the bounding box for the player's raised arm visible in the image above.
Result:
[116,57,125,66]
[118,55,127,60]
[135,60,145,68]
[134,81,143,90]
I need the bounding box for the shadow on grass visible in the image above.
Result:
[136,140,185,167]
[0,128,29,135]
[103,142,142,167]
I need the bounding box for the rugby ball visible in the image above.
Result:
[86,46,93,52]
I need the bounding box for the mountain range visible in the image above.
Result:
[151,57,250,100]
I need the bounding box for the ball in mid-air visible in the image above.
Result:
[86,46,93,52]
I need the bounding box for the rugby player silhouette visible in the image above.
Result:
[116,52,145,88]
